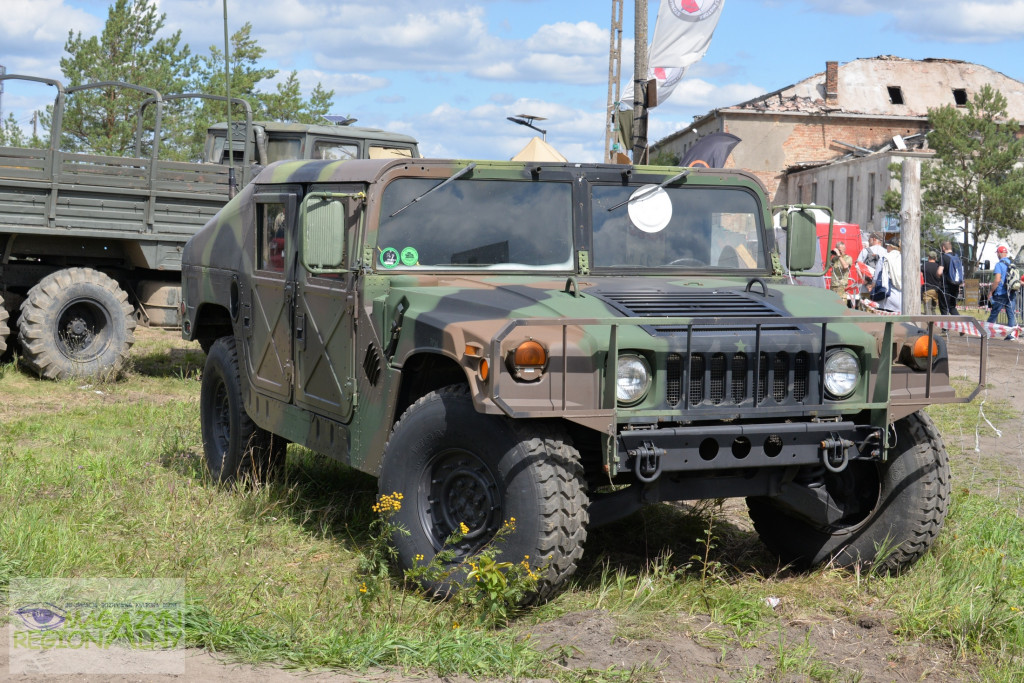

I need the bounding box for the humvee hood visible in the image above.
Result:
[389,275,856,328]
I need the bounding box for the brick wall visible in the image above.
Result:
[724,115,930,200]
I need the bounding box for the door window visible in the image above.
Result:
[258,202,287,273]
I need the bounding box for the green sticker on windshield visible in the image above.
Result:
[379,247,400,268]
[400,247,419,266]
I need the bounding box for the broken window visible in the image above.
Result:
[868,173,876,221]
[846,177,854,223]
[953,88,968,106]
[887,86,904,105]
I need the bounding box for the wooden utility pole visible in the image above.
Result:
[901,158,922,315]
[631,0,648,163]
[604,0,623,162]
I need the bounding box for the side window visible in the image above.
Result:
[369,145,414,159]
[257,202,287,273]
[266,138,303,164]
[313,141,358,160]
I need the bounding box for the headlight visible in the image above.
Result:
[823,349,859,399]
[616,354,651,405]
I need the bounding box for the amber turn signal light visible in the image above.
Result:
[513,340,547,367]
[912,335,938,358]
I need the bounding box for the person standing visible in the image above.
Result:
[923,250,942,315]
[938,241,961,316]
[987,244,1017,339]
[857,231,887,276]
[829,241,853,304]
[879,236,903,313]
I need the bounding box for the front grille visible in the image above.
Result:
[731,354,747,403]
[666,350,813,408]
[594,291,797,335]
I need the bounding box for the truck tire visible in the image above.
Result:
[18,268,136,380]
[0,295,9,359]
[747,410,950,573]
[378,385,588,601]
[200,336,286,484]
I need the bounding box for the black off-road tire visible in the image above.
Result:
[18,268,136,380]
[378,385,588,601]
[747,410,950,573]
[200,336,287,484]
[0,294,9,359]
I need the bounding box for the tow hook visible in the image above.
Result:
[630,442,664,483]
[820,434,855,473]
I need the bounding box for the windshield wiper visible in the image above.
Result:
[389,162,477,217]
[605,169,690,213]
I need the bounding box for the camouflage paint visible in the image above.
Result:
[182,159,980,479]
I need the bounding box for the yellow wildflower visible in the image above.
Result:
[459,522,469,534]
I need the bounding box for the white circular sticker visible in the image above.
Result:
[627,185,673,234]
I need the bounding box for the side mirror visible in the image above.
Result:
[786,208,819,272]
[301,194,347,273]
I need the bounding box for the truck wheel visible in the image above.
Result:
[200,336,287,484]
[0,295,9,358]
[18,268,136,380]
[747,410,950,573]
[378,385,588,601]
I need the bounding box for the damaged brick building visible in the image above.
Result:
[652,56,1024,235]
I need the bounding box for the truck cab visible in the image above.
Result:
[203,120,420,168]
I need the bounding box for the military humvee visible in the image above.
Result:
[182,158,983,597]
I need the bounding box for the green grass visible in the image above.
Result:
[2,336,1023,680]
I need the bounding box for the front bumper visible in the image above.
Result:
[618,421,882,481]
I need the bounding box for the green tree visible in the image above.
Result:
[924,85,1024,274]
[182,22,277,161]
[59,0,197,157]
[881,162,947,251]
[0,113,46,148]
[262,72,334,123]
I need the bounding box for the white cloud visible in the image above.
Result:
[800,0,1024,42]
[410,98,607,162]
[524,21,607,56]
[0,0,101,59]
[292,69,389,97]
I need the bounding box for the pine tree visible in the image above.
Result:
[924,85,1024,274]
[59,0,197,157]
[263,72,334,124]
[183,22,278,161]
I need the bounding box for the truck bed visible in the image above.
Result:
[0,146,233,269]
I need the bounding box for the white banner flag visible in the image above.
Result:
[649,0,725,69]
[620,0,724,108]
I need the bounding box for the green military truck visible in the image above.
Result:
[181,158,983,597]
[0,74,419,379]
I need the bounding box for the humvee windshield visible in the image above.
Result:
[376,178,574,271]
[591,185,766,270]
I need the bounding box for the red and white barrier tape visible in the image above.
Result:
[856,300,1021,340]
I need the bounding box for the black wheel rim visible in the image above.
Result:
[210,377,231,471]
[419,448,502,555]
[54,298,113,361]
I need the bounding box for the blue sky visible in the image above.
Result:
[2,0,1023,161]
